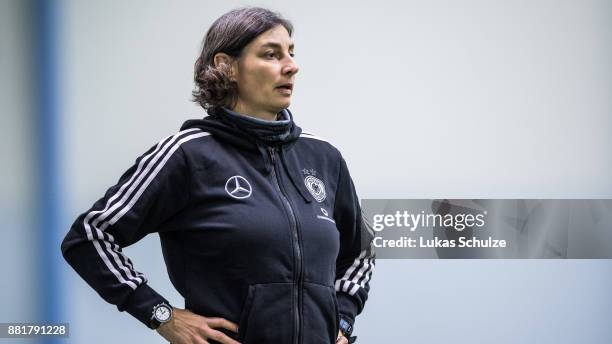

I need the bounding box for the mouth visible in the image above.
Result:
[275,83,293,91]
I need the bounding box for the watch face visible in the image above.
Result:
[154,305,171,322]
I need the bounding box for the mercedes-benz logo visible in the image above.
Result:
[225,175,252,199]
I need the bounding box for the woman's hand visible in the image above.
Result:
[336,330,349,344]
[156,307,241,344]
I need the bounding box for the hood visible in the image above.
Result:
[180,106,312,203]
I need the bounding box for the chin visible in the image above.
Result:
[271,100,291,111]
[280,98,292,109]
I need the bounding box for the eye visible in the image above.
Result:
[265,51,277,59]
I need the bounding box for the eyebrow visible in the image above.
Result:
[260,42,294,50]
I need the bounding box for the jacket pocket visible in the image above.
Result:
[238,283,294,343]
[237,285,255,342]
[332,292,339,339]
[302,282,338,344]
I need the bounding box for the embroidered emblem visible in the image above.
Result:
[302,168,318,176]
[225,175,252,199]
[304,175,326,202]
[317,207,335,224]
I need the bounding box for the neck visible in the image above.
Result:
[232,102,278,121]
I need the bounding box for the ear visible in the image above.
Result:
[213,52,238,81]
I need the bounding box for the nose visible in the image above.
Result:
[282,56,299,76]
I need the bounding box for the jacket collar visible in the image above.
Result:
[180,107,312,203]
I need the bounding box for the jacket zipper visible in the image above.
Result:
[268,146,303,344]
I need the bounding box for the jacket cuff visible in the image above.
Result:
[336,291,359,327]
[120,283,170,329]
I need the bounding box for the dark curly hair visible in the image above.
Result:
[192,7,293,112]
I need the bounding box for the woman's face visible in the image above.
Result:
[231,24,299,118]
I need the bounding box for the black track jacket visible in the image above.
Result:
[61,107,376,344]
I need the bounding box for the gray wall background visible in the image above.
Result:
[2,0,612,343]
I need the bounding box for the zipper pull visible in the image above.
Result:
[268,146,276,164]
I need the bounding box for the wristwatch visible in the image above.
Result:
[150,302,173,329]
[339,317,357,343]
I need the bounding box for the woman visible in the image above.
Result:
[61,7,375,344]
